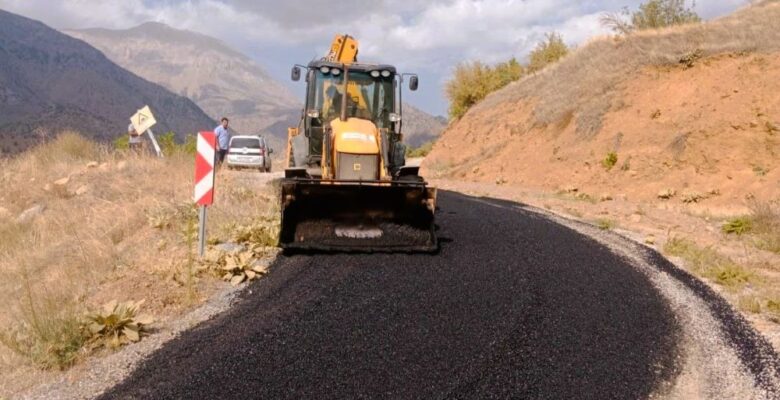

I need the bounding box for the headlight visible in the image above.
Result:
[381,70,391,78]
[331,68,341,76]
[370,70,380,78]
[319,66,330,74]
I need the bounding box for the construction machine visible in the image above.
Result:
[280,34,437,252]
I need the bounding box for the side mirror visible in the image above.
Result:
[291,66,301,82]
[268,148,274,154]
[409,75,419,91]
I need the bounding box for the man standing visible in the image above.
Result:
[128,123,144,153]
[214,117,230,165]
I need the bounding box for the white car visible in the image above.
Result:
[226,135,273,172]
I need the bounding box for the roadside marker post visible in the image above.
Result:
[194,131,217,258]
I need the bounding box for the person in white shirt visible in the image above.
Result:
[214,117,231,164]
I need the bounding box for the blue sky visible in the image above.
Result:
[1,0,750,116]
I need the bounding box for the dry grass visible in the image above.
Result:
[664,236,754,288]
[0,133,277,389]
[479,2,780,137]
[749,201,780,254]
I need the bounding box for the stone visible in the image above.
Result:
[216,242,245,254]
[0,207,10,219]
[599,193,613,202]
[644,236,656,245]
[54,177,70,186]
[16,204,45,224]
[117,161,128,171]
[99,162,110,171]
[86,161,99,168]
[629,214,643,223]
[75,185,89,196]
[657,189,676,200]
[43,183,52,192]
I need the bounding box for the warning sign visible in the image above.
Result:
[130,105,157,134]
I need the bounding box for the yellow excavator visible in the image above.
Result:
[280,35,437,252]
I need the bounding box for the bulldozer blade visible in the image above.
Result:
[279,179,437,253]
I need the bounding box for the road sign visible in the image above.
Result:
[130,105,157,134]
[194,131,216,206]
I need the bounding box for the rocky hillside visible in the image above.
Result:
[0,11,214,155]
[66,22,300,140]
[423,2,780,208]
[402,105,446,147]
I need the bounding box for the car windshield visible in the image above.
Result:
[230,138,262,149]
[309,69,394,129]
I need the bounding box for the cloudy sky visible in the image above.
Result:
[1,0,750,116]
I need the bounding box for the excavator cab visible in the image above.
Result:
[281,35,437,253]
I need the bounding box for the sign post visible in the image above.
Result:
[130,105,162,158]
[194,131,217,257]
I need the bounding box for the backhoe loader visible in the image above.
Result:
[280,34,437,252]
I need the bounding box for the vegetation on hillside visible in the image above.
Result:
[0,133,278,378]
[603,0,702,34]
[444,0,709,122]
[527,33,570,73]
[445,58,524,120]
[445,34,568,120]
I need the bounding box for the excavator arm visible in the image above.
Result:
[324,34,359,64]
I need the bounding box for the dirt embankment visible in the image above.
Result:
[423,3,780,210]
[424,51,780,209]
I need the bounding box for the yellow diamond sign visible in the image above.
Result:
[130,105,157,133]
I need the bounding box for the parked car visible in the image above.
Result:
[226,135,273,172]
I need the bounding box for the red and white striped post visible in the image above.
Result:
[194,131,217,257]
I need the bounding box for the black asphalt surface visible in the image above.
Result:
[101,191,685,399]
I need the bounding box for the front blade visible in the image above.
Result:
[279,179,437,253]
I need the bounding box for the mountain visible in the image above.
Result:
[66,22,300,143]
[0,10,214,154]
[402,105,447,147]
[66,22,445,149]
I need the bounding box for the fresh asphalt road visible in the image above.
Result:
[101,191,684,399]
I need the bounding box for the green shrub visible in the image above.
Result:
[596,218,616,230]
[406,141,434,158]
[528,32,570,73]
[603,0,701,34]
[602,152,618,170]
[445,58,524,120]
[632,0,701,30]
[722,217,754,235]
[114,135,129,150]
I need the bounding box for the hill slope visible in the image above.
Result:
[66,22,299,139]
[0,11,214,154]
[423,2,780,206]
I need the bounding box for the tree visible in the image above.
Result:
[527,32,569,73]
[602,0,701,34]
[632,0,701,29]
[445,58,525,120]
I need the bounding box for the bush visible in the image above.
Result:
[406,141,434,158]
[602,152,618,170]
[0,273,86,370]
[445,58,524,120]
[114,134,129,150]
[602,0,701,34]
[722,217,753,235]
[528,32,569,73]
